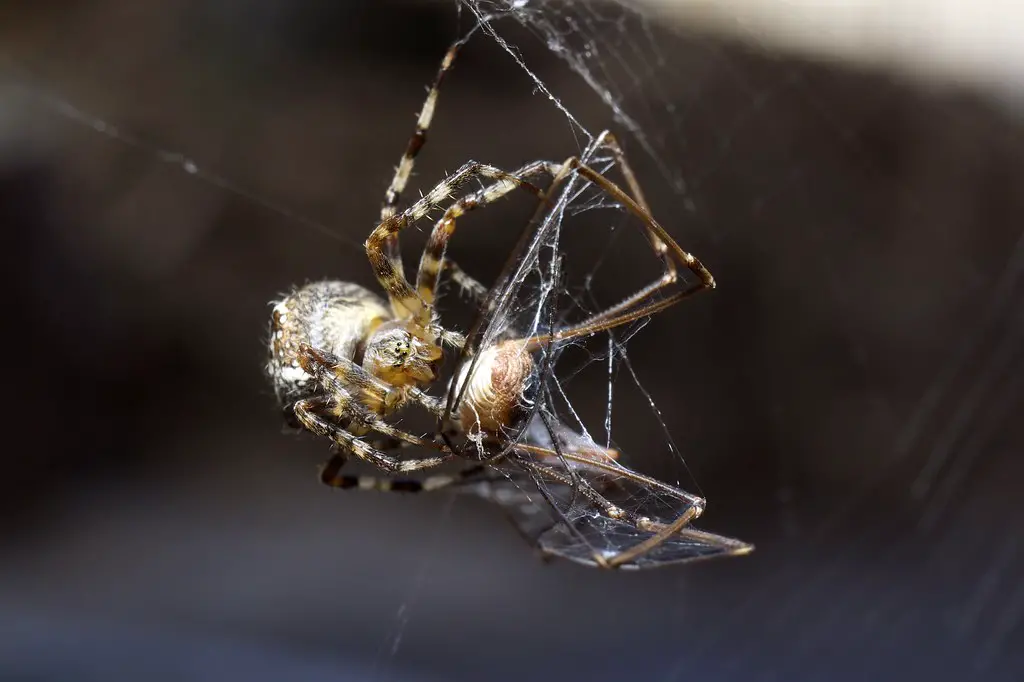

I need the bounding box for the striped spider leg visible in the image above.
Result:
[267,34,540,480]
[266,39,468,477]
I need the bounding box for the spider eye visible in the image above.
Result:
[392,340,410,364]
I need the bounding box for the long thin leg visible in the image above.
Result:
[378,40,464,278]
[514,444,703,508]
[366,161,544,322]
[563,132,705,330]
[372,135,714,353]
[367,423,464,453]
[508,155,716,351]
[364,434,416,451]
[407,146,713,347]
[515,457,665,534]
[319,452,486,493]
[415,160,561,307]
[593,132,673,273]
[294,397,450,473]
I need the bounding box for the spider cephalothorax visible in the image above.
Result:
[361,321,445,388]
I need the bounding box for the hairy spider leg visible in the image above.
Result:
[415,160,563,307]
[394,145,714,352]
[509,154,716,351]
[367,161,543,322]
[414,133,673,322]
[298,343,449,425]
[294,397,450,474]
[378,39,465,280]
[295,343,461,479]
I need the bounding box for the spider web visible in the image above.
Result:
[462,0,696,196]
[437,128,731,568]
[0,0,735,642]
[3,0,1024,680]
[444,3,1024,678]
[428,1,755,554]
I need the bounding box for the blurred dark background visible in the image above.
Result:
[1,1,1022,681]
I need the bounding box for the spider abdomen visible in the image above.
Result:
[456,340,535,436]
[268,280,391,408]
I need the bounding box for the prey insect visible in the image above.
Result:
[266,31,752,569]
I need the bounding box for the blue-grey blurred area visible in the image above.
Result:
[1,1,1023,681]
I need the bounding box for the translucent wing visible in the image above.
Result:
[534,518,754,570]
[457,435,752,570]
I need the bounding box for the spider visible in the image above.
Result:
[267,35,751,568]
